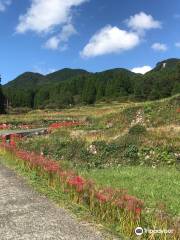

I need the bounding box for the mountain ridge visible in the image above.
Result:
[3,58,180,108]
[5,58,180,89]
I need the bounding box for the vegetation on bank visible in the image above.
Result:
[0,146,143,239]
[16,95,180,169]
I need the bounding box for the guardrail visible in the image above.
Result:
[0,128,48,146]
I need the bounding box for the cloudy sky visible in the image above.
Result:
[0,0,180,83]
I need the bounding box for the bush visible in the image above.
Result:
[129,124,147,135]
[124,145,139,164]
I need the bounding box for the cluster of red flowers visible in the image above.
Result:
[49,121,83,130]
[176,108,180,113]
[1,141,144,222]
[0,123,11,130]
[1,132,179,238]
[66,175,85,193]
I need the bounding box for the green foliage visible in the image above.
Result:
[129,124,147,135]
[3,58,180,108]
[124,145,139,161]
[138,147,176,166]
[82,78,96,104]
[0,85,6,114]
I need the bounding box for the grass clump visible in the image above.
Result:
[129,124,147,135]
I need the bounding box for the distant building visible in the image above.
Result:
[162,62,167,68]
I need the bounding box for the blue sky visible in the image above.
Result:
[0,0,180,84]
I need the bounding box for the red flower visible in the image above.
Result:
[0,124,11,130]
[0,140,145,222]
[49,121,82,130]
[95,192,109,203]
[135,207,142,216]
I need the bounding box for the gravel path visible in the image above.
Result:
[0,164,108,240]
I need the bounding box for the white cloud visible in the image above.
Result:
[126,12,161,32]
[175,42,180,48]
[0,0,11,12]
[44,24,77,50]
[131,65,152,74]
[16,0,87,33]
[151,43,167,52]
[81,25,140,58]
[44,36,60,50]
[174,14,180,19]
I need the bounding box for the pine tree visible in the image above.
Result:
[82,79,96,104]
[0,75,5,114]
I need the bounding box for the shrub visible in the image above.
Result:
[124,145,139,164]
[129,124,147,135]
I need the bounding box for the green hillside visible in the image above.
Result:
[46,68,89,83]
[3,58,180,109]
[5,72,45,89]
[5,69,89,89]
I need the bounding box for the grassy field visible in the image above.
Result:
[81,166,180,216]
[0,94,180,239]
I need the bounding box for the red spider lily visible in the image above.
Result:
[44,162,60,174]
[95,191,110,203]
[121,194,144,215]
[10,134,17,146]
[49,121,83,130]
[114,199,125,209]
[67,176,86,192]
[1,140,147,232]
[58,171,74,184]
[0,124,11,130]
[123,194,135,201]
[9,134,22,147]
[135,207,142,218]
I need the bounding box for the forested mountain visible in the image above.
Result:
[5,72,46,90]
[3,58,180,109]
[134,58,180,100]
[5,69,89,89]
[46,68,89,84]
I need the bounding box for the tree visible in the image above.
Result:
[82,79,96,104]
[96,81,105,100]
[34,88,50,108]
[0,75,6,113]
[172,82,180,95]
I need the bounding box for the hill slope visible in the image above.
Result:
[5,69,89,90]
[3,58,180,108]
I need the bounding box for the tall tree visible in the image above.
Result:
[82,79,96,104]
[0,75,6,113]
